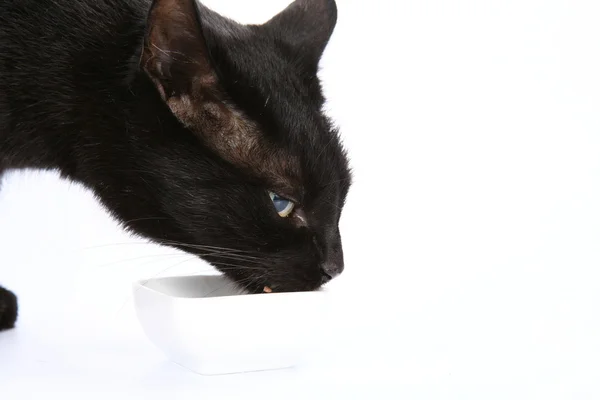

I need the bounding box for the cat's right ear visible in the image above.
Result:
[262,0,338,74]
[141,0,218,108]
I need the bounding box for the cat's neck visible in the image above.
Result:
[0,2,153,177]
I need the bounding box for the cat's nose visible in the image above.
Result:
[320,262,344,284]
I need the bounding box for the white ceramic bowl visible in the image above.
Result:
[133,274,329,375]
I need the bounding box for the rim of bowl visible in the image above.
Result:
[132,275,327,300]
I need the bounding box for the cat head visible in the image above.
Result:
[131,0,350,293]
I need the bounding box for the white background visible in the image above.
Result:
[1,0,600,398]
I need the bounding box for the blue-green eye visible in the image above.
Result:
[269,191,295,217]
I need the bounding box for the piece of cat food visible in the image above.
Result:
[263,286,272,293]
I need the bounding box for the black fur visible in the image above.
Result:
[0,0,351,328]
[0,286,18,331]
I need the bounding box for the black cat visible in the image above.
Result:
[0,0,351,331]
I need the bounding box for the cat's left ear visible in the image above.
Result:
[141,0,218,103]
[261,0,338,73]
[141,0,270,171]
[141,0,254,161]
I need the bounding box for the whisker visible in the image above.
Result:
[202,282,241,298]
[191,251,265,263]
[120,216,171,225]
[84,241,262,258]
[91,253,190,269]
[83,244,266,268]
[210,261,265,272]
[202,274,263,298]
[81,242,158,250]
[158,241,263,256]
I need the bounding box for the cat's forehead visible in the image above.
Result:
[213,44,340,168]
[243,88,348,201]
[189,14,350,200]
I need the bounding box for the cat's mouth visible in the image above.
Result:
[242,282,277,295]
[233,278,324,295]
[207,257,328,294]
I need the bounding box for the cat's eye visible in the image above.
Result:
[269,191,295,217]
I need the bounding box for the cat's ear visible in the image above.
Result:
[262,0,337,72]
[142,0,244,150]
[141,0,220,102]
[141,0,264,169]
